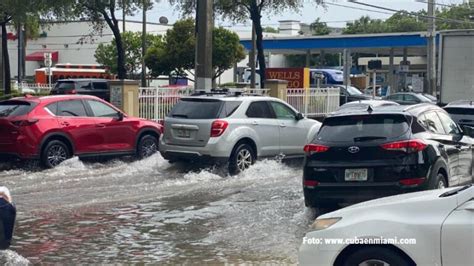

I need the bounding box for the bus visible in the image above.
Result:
[35,64,115,84]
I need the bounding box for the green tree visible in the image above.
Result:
[310,18,330,35]
[385,12,425,32]
[169,0,320,88]
[54,0,154,80]
[263,26,279,33]
[343,16,388,34]
[95,32,163,79]
[437,3,474,30]
[145,19,245,82]
[0,0,53,94]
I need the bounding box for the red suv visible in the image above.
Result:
[0,95,162,168]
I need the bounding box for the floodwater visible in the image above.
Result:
[0,155,316,264]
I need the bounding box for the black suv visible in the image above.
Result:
[303,104,474,210]
[50,79,110,101]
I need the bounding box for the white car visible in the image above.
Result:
[299,185,474,266]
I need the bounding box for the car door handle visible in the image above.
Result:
[252,121,259,126]
[96,123,106,128]
[60,121,70,126]
[279,123,287,128]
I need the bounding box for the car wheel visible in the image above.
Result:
[341,246,414,266]
[433,173,448,189]
[137,135,159,159]
[228,143,255,175]
[41,140,71,168]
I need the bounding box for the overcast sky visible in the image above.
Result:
[137,0,467,29]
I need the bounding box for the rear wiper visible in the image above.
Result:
[439,185,472,198]
[354,136,387,142]
[171,114,188,118]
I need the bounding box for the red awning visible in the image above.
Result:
[25,51,59,62]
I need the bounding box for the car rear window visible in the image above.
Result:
[0,101,36,117]
[55,82,75,91]
[445,107,474,115]
[168,99,224,119]
[318,114,410,142]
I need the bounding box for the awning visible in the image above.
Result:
[25,51,59,62]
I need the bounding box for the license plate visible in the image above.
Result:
[345,169,368,181]
[177,129,191,138]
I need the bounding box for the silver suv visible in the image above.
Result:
[159,93,321,174]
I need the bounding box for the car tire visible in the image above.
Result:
[431,172,448,189]
[137,134,159,159]
[340,246,414,266]
[228,143,255,175]
[41,140,71,168]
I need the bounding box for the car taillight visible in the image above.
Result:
[380,140,427,153]
[211,120,228,137]
[304,180,320,187]
[11,119,38,127]
[67,89,77,94]
[399,177,426,186]
[304,144,329,154]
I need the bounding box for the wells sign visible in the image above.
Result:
[265,68,310,88]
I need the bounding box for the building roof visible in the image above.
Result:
[240,31,439,56]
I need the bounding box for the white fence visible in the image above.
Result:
[12,82,53,94]
[285,88,340,117]
[138,87,194,122]
[138,87,339,122]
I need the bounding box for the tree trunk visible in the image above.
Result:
[103,13,126,80]
[1,23,11,95]
[250,7,266,89]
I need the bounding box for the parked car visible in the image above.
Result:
[160,93,322,175]
[384,92,436,105]
[0,186,15,250]
[299,185,474,266]
[303,103,474,211]
[336,100,399,112]
[321,85,373,105]
[50,79,110,101]
[0,95,161,168]
[444,100,474,127]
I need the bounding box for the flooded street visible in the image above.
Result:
[0,155,315,264]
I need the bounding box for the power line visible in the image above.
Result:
[346,0,474,25]
[323,2,395,15]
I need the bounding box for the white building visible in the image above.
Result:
[5,20,172,80]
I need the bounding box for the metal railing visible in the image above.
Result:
[138,86,194,122]
[285,87,340,117]
[12,82,53,94]
[138,86,339,121]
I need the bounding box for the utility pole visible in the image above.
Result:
[427,0,437,96]
[195,0,213,91]
[141,0,147,87]
[250,23,256,89]
[17,23,23,83]
[122,0,126,32]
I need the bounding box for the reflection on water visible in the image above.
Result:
[2,155,313,264]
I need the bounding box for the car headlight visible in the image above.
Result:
[310,217,341,231]
[0,187,12,203]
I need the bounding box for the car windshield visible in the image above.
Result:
[422,93,437,101]
[168,99,224,119]
[0,101,36,117]
[318,114,410,142]
[346,86,363,95]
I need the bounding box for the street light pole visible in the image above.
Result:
[427,0,437,96]
[141,0,147,87]
[250,23,256,89]
[195,0,213,91]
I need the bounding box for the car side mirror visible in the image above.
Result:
[296,113,304,121]
[460,124,474,138]
[115,112,124,121]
